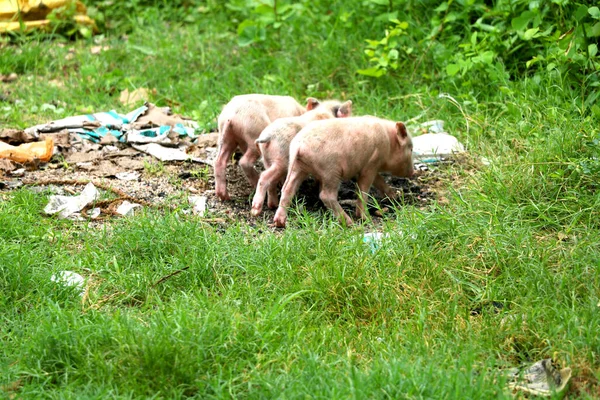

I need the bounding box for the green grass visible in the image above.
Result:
[1,1,600,398]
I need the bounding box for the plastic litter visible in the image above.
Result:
[25,103,197,143]
[0,137,54,163]
[133,143,192,162]
[506,359,571,397]
[115,171,140,181]
[419,120,445,133]
[88,207,101,219]
[189,195,207,216]
[10,168,25,177]
[51,271,85,296]
[363,232,390,253]
[44,182,99,219]
[0,0,96,33]
[412,133,465,163]
[116,200,141,216]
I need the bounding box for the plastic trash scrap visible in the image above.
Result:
[0,0,96,33]
[133,143,193,162]
[506,359,571,397]
[0,137,54,163]
[88,207,101,219]
[115,171,140,181]
[116,200,141,216]
[50,270,85,296]
[25,103,198,144]
[419,120,445,133]
[44,182,99,219]
[363,232,390,253]
[11,168,25,177]
[412,133,465,163]
[189,195,207,216]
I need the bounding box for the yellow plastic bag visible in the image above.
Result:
[0,0,95,33]
[0,137,54,163]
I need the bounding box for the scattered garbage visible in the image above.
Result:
[0,0,96,33]
[412,133,465,163]
[419,120,445,133]
[133,143,197,162]
[10,168,25,177]
[506,359,571,397]
[0,137,54,163]
[25,103,198,143]
[116,200,141,216]
[189,195,207,216]
[407,120,466,164]
[89,207,101,219]
[51,271,86,296]
[44,182,99,219]
[115,171,140,181]
[363,232,390,253]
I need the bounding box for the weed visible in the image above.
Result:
[143,160,165,176]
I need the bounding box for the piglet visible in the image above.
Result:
[215,94,310,201]
[273,116,414,227]
[251,99,352,216]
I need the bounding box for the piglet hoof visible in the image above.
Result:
[273,210,287,227]
[250,207,262,217]
[340,214,354,227]
[385,191,398,200]
[215,188,230,201]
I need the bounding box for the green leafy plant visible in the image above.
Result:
[226,0,307,46]
[358,19,411,78]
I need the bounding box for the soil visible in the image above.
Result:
[0,143,473,228]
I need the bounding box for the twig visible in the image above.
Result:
[152,267,190,287]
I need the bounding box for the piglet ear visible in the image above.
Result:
[337,100,353,118]
[396,122,407,138]
[306,97,319,111]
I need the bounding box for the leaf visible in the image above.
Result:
[446,63,460,76]
[357,67,386,78]
[434,2,449,12]
[575,4,589,21]
[589,44,598,58]
[546,62,556,71]
[591,22,600,37]
[589,7,600,19]
[237,20,265,47]
[388,48,399,60]
[523,27,539,40]
[511,11,534,31]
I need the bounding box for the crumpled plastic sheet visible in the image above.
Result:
[132,143,204,162]
[188,195,207,216]
[51,270,86,296]
[43,182,99,219]
[412,133,465,162]
[407,120,466,164]
[116,200,141,216]
[25,103,198,144]
[506,358,571,397]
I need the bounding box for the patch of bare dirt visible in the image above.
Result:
[0,147,478,227]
